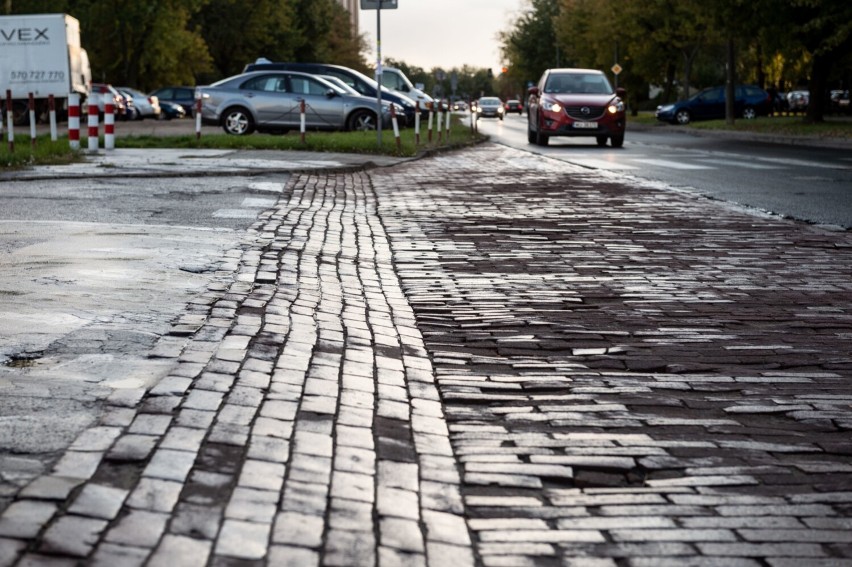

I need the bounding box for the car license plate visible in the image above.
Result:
[573,121,597,129]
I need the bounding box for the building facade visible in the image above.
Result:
[337,0,359,36]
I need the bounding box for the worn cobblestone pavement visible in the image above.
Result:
[1,144,851,566]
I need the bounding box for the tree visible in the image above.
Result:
[787,0,852,122]
[194,0,297,82]
[290,0,367,72]
[499,0,561,87]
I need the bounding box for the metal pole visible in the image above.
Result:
[376,2,383,147]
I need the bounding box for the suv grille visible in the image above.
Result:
[564,105,605,120]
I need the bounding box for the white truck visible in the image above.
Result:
[0,13,91,124]
[381,67,434,108]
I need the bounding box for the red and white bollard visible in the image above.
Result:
[300,99,306,143]
[445,105,451,140]
[414,101,421,146]
[48,94,58,141]
[427,102,434,143]
[103,92,115,150]
[28,93,36,149]
[87,91,99,151]
[390,104,401,151]
[5,89,13,153]
[68,93,81,150]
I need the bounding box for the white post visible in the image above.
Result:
[49,95,58,141]
[28,93,36,148]
[414,101,421,146]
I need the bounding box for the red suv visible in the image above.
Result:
[527,68,626,147]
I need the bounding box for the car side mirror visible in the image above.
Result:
[528,87,540,96]
[325,89,337,98]
[616,87,627,98]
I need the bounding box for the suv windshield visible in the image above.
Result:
[544,73,612,95]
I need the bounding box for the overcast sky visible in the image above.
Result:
[359,0,527,73]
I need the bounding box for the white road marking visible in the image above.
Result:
[241,198,278,208]
[630,159,714,170]
[212,209,262,218]
[247,182,286,193]
[696,158,783,169]
[567,159,639,170]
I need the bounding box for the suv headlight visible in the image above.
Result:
[542,101,562,113]
[607,100,625,114]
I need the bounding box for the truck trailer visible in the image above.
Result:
[0,13,91,124]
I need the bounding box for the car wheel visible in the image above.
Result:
[675,109,691,125]
[535,119,549,146]
[743,106,757,119]
[348,109,378,131]
[527,120,537,144]
[596,135,608,147]
[222,107,254,135]
[610,134,624,148]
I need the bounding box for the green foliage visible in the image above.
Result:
[4,0,366,90]
[499,0,561,88]
[499,0,851,122]
[194,0,297,82]
[0,136,83,169]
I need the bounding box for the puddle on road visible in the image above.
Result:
[2,352,43,368]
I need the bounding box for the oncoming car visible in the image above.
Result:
[476,97,505,120]
[527,68,626,147]
[197,71,398,135]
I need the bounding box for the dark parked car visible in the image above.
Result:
[159,101,186,120]
[527,68,626,147]
[149,86,196,114]
[197,70,398,135]
[655,85,772,124]
[242,60,417,125]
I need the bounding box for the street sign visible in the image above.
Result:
[611,63,623,75]
[361,0,398,8]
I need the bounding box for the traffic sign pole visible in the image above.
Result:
[362,0,399,148]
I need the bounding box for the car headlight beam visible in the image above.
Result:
[607,100,625,114]
[543,101,562,113]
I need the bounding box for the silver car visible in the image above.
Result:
[197,71,396,135]
[476,96,505,120]
[118,87,161,120]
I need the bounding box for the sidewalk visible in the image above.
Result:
[0,147,411,182]
[1,144,851,566]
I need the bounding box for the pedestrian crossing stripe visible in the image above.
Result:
[630,158,714,170]
[695,158,781,169]
[212,198,278,218]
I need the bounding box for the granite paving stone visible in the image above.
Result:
[1,145,851,565]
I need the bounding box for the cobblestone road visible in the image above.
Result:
[1,144,851,566]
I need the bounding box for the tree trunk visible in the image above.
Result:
[725,36,736,125]
[805,53,830,123]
